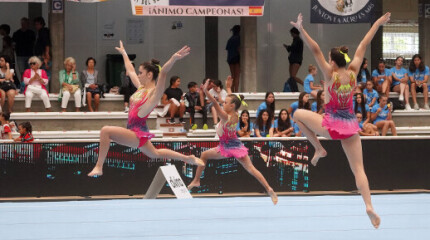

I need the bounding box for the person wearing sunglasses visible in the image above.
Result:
[22,56,51,112]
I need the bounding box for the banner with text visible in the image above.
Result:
[131,0,265,17]
[311,0,375,24]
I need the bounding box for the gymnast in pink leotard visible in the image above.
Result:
[290,13,391,228]
[88,41,204,177]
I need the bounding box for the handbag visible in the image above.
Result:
[63,85,80,94]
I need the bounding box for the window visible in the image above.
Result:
[382,21,418,66]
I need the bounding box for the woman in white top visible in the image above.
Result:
[0,55,17,112]
[23,56,51,112]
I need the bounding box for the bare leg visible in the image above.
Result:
[388,120,397,136]
[139,140,205,166]
[423,83,429,105]
[179,102,186,118]
[0,89,5,108]
[293,109,331,166]
[375,121,389,136]
[86,92,93,112]
[169,104,178,119]
[188,148,224,190]
[411,83,417,105]
[237,155,278,205]
[290,63,303,85]
[6,90,15,112]
[404,84,410,105]
[94,94,100,112]
[340,134,380,229]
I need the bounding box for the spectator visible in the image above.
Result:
[390,56,411,110]
[162,76,186,124]
[273,109,293,137]
[23,56,51,112]
[0,24,11,54]
[226,25,240,92]
[13,121,33,143]
[371,95,397,136]
[356,112,379,136]
[81,57,102,112]
[357,58,371,92]
[0,36,14,66]
[288,92,311,118]
[59,57,81,112]
[353,92,370,125]
[254,109,273,137]
[363,80,378,108]
[409,54,429,110]
[208,79,227,127]
[311,90,325,114]
[33,17,51,61]
[0,112,12,139]
[0,55,17,112]
[12,17,35,82]
[185,81,207,130]
[237,110,253,137]
[284,27,304,86]
[304,64,322,98]
[371,59,390,94]
[256,92,275,121]
[120,62,137,113]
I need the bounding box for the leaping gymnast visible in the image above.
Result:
[187,77,278,205]
[88,41,204,177]
[290,13,391,228]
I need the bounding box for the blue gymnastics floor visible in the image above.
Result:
[1,194,429,240]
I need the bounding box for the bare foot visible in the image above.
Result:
[366,208,381,229]
[186,155,205,166]
[268,188,278,205]
[187,180,200,190]
[311,148,327,166]
[88,166,103,177]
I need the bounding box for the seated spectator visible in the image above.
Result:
[208,79,227,127]
[273,109,293,137]
[256,92,275,119]
[372,59,390,94]
[370,95,397,136]
[81,57,102,112]
[120,63,137,113]
[304,64,322,98]
[23,56,51,112]
[162,76,186,124]
[288,92,311,118]
[353,92,370,125]
[363,80,378,108]
[389,56,411,110]
[254,109,274,137]
[0,112,12,139]
[409,54,429,110]
[59,57,81,112]
[237,110,253,137]
[0,55,17,112]
[357,58,371,92]
[311,90,325,114]
[356,112,379,136]
[185,81,207,130]
[13,121,34,143]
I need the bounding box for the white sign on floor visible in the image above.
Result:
[144,165,192,199]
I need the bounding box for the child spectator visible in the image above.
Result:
[409,54,429,110]
[356,112,379,136]
[273,109,293,137]
[371,59,390,94]
[357,58,371,92]
[363,80,378,108]
[353,92,370,125]
[311,90,325,114]
[256,92,275,120]
[370,95,397,136]
[254,109,274,137]
[0,112,12,139]
[236,110,253,137]
[304,64,322,98]
[185,81,208,130]
[14,121,34,143]
[288,92,311,118]
[162,76,186,124]
[390,56,411,110]
[208,79,227,127]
